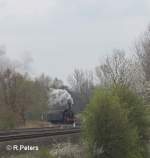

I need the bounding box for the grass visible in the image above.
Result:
[1,143,87,158]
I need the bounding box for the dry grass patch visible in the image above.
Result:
[18,121,52,129]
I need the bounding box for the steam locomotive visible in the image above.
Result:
[46,101,75,124]
[42,89,76,124]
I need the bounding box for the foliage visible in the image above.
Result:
[82,86,149,158]
[68,69,94,112]
[50,143,87,158]
[135,25,150,81]
[112,86,150,141]
[95,49,145,93]
[0,69,50,129]
[37,148,55,158]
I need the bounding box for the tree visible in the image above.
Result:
[52,78,64,89]
[0,69,34,126]
[14,73,35,125]
[82,86,149,158]
[68,69,94,112]
[135,25,150,103]
[35,73,52,90]
[24,74,51,120]
[95,49,144,93]
[135,25,150,81]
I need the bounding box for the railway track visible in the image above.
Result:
[0,126,62,136]
[0,126,80,142]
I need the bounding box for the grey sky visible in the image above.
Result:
[0,0,150,82]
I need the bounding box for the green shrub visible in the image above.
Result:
[112,87,150,157]
[37,148,55,158]
[82,87,149,158]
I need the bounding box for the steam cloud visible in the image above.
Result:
[0,45,34,75]
[48,88,74,110]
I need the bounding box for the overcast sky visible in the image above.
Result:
[0,0,150,82]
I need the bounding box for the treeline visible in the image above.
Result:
[0,69,51,128]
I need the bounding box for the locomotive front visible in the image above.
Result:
[47,89,75,124]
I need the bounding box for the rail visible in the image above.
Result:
[0,127,81,142]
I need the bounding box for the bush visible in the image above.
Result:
[82,87,149,158]
[112,87,149,139]
[112,87,150,157]
[0,112,17,129]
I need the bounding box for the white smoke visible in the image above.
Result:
[20,51,34,72]
[0,46,34,75]
[0,45,14,71]
[0,45,6,56]
[48,88,74,110]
